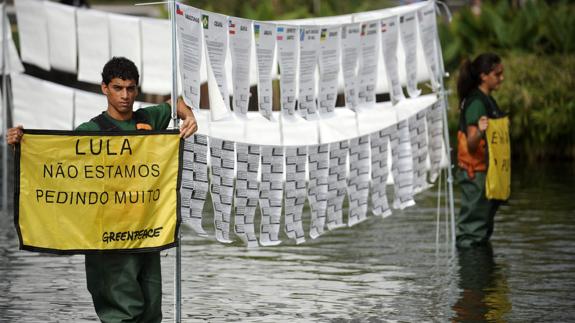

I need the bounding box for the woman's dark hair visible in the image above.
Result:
[101,57,140,85]
[456,53,501,105]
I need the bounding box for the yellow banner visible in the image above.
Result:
[15,130,183,254]
[485,117,511,200]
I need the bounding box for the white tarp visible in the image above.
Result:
[141,17,171,95]
[1,7,25,74]
[73,89,107,128]
[12,73,74,130]
[45,1,77,73]
[77,8,110,83]
[108,13,142,76]
[15,0,51,70]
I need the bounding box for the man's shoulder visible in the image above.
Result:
[75,121,100,131]
[138,102,170,113]
[137,103,171,130]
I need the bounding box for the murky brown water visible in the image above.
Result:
[1,162,574,322]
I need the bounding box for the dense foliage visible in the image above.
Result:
[440,1,575,160]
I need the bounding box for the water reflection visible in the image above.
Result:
[453,243,511,322]
[1,162,574,321]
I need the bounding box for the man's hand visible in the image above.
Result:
[176,98,198,139]
[6,125,24,145]
[179,114,198,139]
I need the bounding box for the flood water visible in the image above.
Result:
[1,162,574,322]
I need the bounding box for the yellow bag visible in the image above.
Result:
[485,117,511,200]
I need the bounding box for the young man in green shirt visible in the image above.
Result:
[7,57,198,322]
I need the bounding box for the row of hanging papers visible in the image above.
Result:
[4,0,450,246]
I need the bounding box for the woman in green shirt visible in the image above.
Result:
[455,53,505,248]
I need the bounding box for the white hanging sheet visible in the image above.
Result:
[228,17,252,116]
[297,26,320,120]
[0,8,25,74]
[357,20,379,106]
[253,22,276,120]
[276,24,299,115]
[340,23,361,109]
[141,17,171,95]
[317,26,340,115]
[202,10,231,121]
[399,11,421,98]
[12,74,74,130]
[109,13,142,76]
[15,0,50,70]
[417,2,441,90]
[45,1,77,73]
[77,8,110,84]
[175,4,203,110]
[234,142,260,247]
[73,89,107,128]
[380,15,405,104]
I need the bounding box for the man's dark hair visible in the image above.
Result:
[101,57,140,85]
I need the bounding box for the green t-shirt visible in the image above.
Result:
[464,99,487,126]
[75,103,172,131]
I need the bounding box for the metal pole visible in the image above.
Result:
[169,1,182,322]
[433,0,457,254]
[2,1,9,214]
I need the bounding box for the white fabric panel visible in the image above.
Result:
[273,12,352,26]
[12,74,74,130]
[0,9,25,74]
[209,114,245,143]
[318,108,359,144]
[244,112,282,146]
[73,89,107,128]
[280,113,319,146]
[193,109,211,136]
[77,9,110,83]
[395,94,435,122]
[45,1,77,73]
[108,13,142,75]
[15,0,51,70]
[141,17,171,94]
[356,102,398,137]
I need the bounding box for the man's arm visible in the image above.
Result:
[5,125,24,145]
[164,97,198,138]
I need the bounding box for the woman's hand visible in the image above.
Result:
[478,116,489,134]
